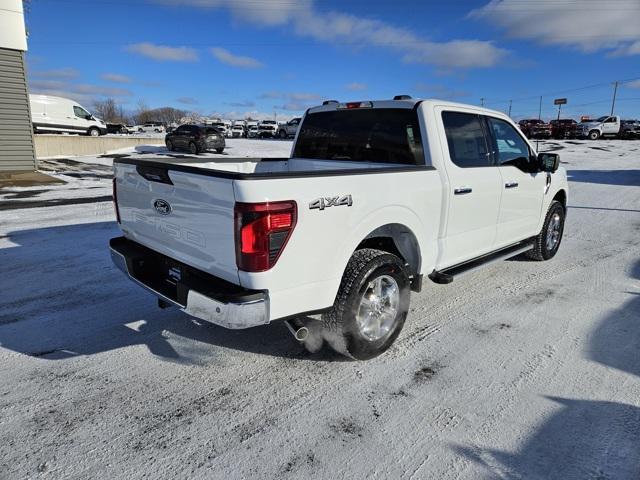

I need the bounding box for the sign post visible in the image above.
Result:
[554,98,567,121]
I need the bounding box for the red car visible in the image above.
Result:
[518,119,552,139]
[550,119,578,139]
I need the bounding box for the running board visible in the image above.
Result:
[429,240,534,284]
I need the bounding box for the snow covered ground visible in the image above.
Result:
[0,139,639,479]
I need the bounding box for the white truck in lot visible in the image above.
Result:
[110,97,568,360]
[578,115,621,140]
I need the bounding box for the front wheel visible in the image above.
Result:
[588,130,600,140]
[216,148,224,154]
[321,249,410,360]
[88,128,100,137]
[165,139,174,151]
[188,142,199,155]
[279,130,287,139]
[527,200,565,261]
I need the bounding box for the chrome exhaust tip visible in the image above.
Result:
[284,318,309,342]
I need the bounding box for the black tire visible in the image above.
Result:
[279,130,287,139]
[188,142,199,155]
[216,148,224,154]
[166,139,174,151]
[526,200,565,261]
[588,130,600,140]
[321,249,410,360]
[88,127,100,137]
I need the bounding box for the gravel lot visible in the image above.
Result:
[1,139,639,479]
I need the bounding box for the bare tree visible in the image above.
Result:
[93,98,120,123]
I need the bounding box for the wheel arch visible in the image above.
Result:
[354,223,422,290]
[553,189,567,210]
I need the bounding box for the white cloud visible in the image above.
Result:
[625,79,640,89]
[126,42,198,62]
[154,0,507,69]
[470,0,640,56]
[210,47,263,68]
[346,82,367,91]
[101,73,132,83]
[30,67,79,79]
[177,97,199,105]
[227,100,256,107]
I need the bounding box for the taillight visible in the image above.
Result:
[234,201,297,272]
[112,178,121,224]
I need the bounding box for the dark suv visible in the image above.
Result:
[550,119,578,139]
[165,124,225,154]
[518,119,552,139]
[621,120,640,139]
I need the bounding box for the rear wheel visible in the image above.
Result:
[188,142,199,155]
[527,200,565,261]
[321,249,410,360]
[216,147,224,154]
[588,130,600,140]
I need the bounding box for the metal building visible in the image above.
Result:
[0,0,36,172]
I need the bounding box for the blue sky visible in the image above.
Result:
[25,0,640,120]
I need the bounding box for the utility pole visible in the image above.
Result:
[508,99,512,117]
[610,81,618,116]
[538,96,542,121]
[480,97,485,107]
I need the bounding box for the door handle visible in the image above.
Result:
[454,187,473,195]
[505,182,519,189]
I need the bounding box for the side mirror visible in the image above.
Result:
[538,152,560,173]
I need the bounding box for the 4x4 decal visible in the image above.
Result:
[309,195,353,211]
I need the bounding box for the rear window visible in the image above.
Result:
[293,108,424,165]
[205,127,220,134]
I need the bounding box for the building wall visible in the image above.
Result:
[0,1,35,172]
[0,48,36,172]
[0,0,27,51]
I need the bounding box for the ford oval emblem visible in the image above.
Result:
[153,199,171,215]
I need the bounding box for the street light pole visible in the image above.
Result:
[538,96,542,121]
[610,81,618,116]
[508,99,512,117]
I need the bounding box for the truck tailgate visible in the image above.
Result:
[114,161,239,284]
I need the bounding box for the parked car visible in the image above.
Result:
[209,121,229,137]
[277,117,301,139]
[578,115,621,140]
[164,124,225,154]
[258,120,278,138]
[247,125,259,138]
[620,120,640,139]
[517,119,552,139]
[110,96,568,360]
[231,124,246,138]
[139,122,165,133]
[29,94,107,136]
[549,119,578,139]
[106,123,128,134]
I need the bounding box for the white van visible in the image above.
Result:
[29,94,107,136]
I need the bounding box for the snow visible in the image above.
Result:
[1,139,639,479]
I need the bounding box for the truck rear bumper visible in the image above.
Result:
[109,236,269,329]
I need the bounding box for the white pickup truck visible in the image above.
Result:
[578,115,621,140]
[110,97,568,360]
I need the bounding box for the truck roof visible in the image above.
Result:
[307,98,507,119]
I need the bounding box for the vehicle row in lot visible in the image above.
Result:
[518,115,640,140]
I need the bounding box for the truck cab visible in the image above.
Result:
[277,117,301,139]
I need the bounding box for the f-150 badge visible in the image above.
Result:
[309,195,353,210]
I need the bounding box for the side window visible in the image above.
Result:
[73,106,89,118]
[487,117,531,170]
[442,111,490,168]
[605,117,615,123]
